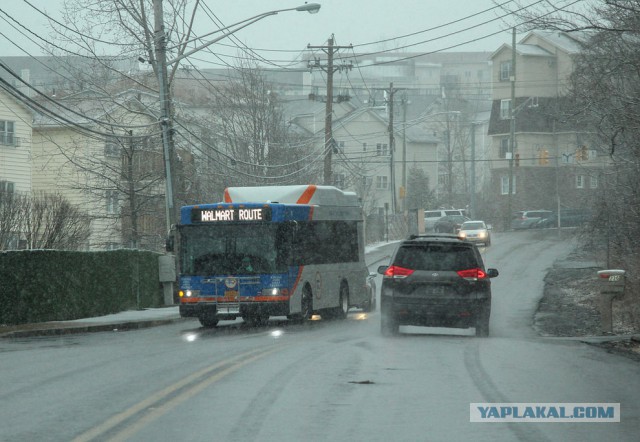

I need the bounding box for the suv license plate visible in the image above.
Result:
[428,286,445,295]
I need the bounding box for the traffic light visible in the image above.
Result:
[575,145,588,161]
[538,149,549,165]
[515,153,520,167]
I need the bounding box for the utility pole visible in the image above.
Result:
[307,35,352,185]
[154,0,176,233]
[388,83,396,213]
[470,123,477,219]
[401,94,408,213]
[507,27,516,230]
[383,83,403,213]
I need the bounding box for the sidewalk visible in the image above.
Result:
[0,307,184,339]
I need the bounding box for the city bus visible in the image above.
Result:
[169,185,375,327]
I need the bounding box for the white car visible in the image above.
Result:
[458,220,491,246]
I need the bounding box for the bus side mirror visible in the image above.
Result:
[165,233,175,252]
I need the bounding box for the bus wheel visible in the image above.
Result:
[301,286,313,321]
[336,284,349,319]
[198,315,219,327]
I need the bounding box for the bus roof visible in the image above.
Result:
[223,185,360,207]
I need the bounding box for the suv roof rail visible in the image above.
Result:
[407,233,462,240]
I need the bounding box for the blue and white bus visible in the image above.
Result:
[171,185,375,327]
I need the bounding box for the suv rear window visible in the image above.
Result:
[394,244,478,271]
[444,210,462,216]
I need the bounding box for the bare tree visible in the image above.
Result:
[0,190,24,250]
[195,62,318,192]
[55,121,167,250]
[0,190,90,251]
[23,192,91,250]
[43,3,318,209]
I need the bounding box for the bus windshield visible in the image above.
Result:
[179,224,290,276]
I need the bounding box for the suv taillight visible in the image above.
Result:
[384,265,415,278]
[457,268,487,280]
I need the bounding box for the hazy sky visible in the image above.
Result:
[0,0,522,66]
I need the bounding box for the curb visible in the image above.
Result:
[0,317,185,339]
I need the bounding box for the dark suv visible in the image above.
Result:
[378,234,499,337]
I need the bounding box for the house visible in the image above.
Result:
[284,97,440,217]
[31,89,171,251]
[0,85,33,249]
[305,51,493,104]
[487,30,606,228]
[0,86,31,195]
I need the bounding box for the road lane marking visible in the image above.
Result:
[72,345,285,442]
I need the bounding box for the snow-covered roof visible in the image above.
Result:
[523,30,586,55]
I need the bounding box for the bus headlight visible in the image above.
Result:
[179,289,200,297]
[265,288,281,296]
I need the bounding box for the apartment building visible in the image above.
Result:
[487,30,605,228]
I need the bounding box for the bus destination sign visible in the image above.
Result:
[192,207,271,223]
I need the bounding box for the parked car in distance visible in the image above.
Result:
[424,209,465,232]
[377,233,499,337]
[458,220,491,246]
[533,208,592,229]
[511,210,554,230]
[433,214,469,233]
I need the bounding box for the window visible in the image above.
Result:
[500,176,516,195]
[0,120,15,146]
[376,176,388,189]
[292,221,359,264]
[590,175,598,189]
[106,190,119,214]
[576,175,585,189]
[376,143,388,156]
[500,60,512,81]
[500,99,511,119]
[105,138,121,157]
[0,180,15,193]
[500,138,510,159]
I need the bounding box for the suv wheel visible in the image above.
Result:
[381,312,399,336]
[475,304,491,337]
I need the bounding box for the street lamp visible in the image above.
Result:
[153,1,321,232]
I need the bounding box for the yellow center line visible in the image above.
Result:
[72,345,285,442]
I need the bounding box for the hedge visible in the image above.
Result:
[0,249,165,325]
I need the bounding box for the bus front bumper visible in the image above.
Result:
[180,301,290,320]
